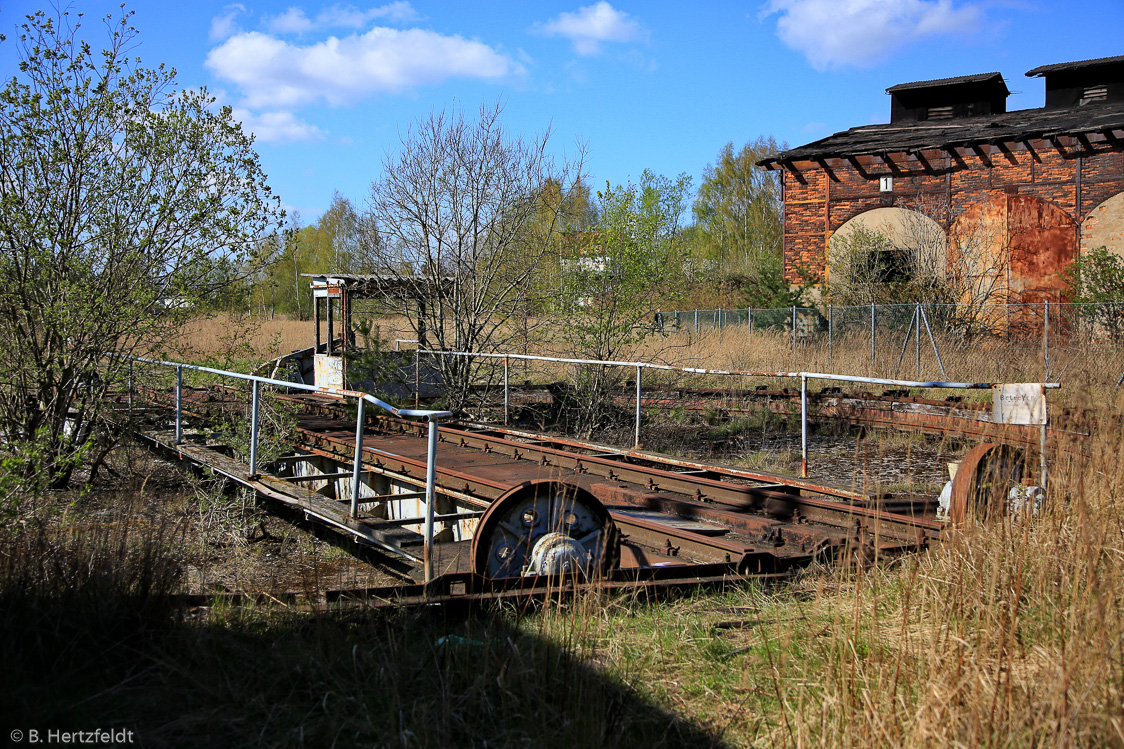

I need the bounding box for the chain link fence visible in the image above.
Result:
[671,302,1124,386]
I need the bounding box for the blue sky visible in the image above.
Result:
[3,1,1123,224]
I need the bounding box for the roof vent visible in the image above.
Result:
[1026,55,1124,109]
[887,72,1009,123]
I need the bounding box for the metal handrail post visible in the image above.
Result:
[423,416,440,584]
[504,356,510,426]
[801,374,808,478]
[1040,421,1049,492]
[127,361,133,417]
[634,365,642,448]
[349,397,366,517]
[248,379,260,478]
[175,365,183,444]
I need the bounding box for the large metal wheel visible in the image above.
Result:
[949,443,1027,523]
[470,480,619,580]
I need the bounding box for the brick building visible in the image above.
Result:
[759,55,1124,304]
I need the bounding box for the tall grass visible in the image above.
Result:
[20,313,1115,745]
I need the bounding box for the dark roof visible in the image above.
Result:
[1026,54,1124,77]
[886,72,1006,94]
[303,273,455,298]
[759,101,1124,167]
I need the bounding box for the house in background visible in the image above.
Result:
[759,55,1124,306]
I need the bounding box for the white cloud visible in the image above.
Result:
[264,2,420,34]
[206,28,523,109]
[210,4,246,42]
[762,0,983,70]
[265,7,315,34]
[534,2,644,56]
[231,108,327,144]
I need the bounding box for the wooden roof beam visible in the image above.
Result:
[994,141,1019,164]
[814,157,839,181]
[969,143,993,167]
[846,156,872,180]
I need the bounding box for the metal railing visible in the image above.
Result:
[420,348,1058,484]
[127,356,452,581]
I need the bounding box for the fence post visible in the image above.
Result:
[127,361,133,417]
[801,374,808,478]
[828,305,833,368]
[503,356,510,426]
[694,309,699,335]
[634,365,642,448]
[718,308,722,331]
[792,305,797,357]
[915,302,921,379]
[674,310,680,330]
[1043,300,1050,379]
[919,305,948,379]
[423,416,440,585]
[870,303,876,373]
[748,307,753,338]
[175,365,183,445]
[349,397,366,518]
[248,379,260,478]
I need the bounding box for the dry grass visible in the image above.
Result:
[43,313,1119,745]
[173,312,1124,396]
[169,312,416,362]
[514,419,1124,747]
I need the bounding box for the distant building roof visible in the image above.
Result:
[1026,54,1124,77]
[759,100,1124,168]
[303,273,455,299]
[886,72,1007,94]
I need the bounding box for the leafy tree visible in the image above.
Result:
[1065,245,1124,341]
[690,138,798,307]
[0,8,282,490]
[364,100,585,410]
[556,170,691,434]
[693,138,783,265]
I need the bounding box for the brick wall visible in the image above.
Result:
[781,141,1124,283]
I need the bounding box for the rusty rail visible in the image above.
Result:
[418,348,1059,478]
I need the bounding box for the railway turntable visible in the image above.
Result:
[128,359,946,606]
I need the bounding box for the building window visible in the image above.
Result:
[1081,85,1108,105]
[926,105,954,120]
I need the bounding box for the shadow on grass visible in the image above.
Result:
[0,524,726,748]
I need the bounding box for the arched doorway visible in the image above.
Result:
[827,207,946,286]
[1081,191,1124,259]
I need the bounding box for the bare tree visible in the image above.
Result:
[364,101,584,409]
